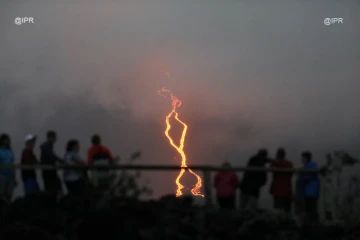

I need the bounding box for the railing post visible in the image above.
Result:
[203,169,212,207]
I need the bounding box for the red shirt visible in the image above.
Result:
[22,149,37,164]
[270,159,293,197]
[87,144,114,165]
[213,170,240,197]
[21,148,38,180]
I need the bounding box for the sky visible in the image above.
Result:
[1,0,360,205]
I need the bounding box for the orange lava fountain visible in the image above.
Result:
[158,87,204,197]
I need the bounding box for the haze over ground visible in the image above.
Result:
[1,0,360,207]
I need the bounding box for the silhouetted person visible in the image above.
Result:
[63,139,86,196]
[239,149,268,211]
[0,134,15,202]
[321,154,337,221]
[300,151,320,226]
[21,134,40,195]
[40,131,63,200]
[294,173,306,227]
[213,161,240,209]
[88,135,114,190]
[270,148,294,216]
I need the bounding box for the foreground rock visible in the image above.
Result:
[0,193,358,240]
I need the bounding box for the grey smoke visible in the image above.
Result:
[1,0,359,202]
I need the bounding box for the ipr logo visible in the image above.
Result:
[14,17,34,25]
[324,18,344,26]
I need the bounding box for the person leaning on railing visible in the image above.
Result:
[40,130,64,201]
[213,161,240,209]
[269,148,294,217]
[300,151,320,226]
[239,149,268,211]
[21,134,40,196]
[63,139,87,196]
[87,134,115,192]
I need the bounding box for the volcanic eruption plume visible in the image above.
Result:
[158,87,204,197]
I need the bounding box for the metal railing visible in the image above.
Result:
[0,164,319,172]
[0,164,320,206]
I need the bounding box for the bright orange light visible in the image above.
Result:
[158,87,204,197]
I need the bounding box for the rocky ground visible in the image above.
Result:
[0,193,358,240]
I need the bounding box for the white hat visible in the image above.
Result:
[25,134,36,143]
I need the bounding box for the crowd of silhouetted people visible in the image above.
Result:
[0,130,115,202]
[213,148,320,226]
[0,132,322,227]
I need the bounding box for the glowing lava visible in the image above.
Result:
[158,87,204,197]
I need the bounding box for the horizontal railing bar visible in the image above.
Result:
[0,164,320,172]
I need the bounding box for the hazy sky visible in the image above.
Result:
[1,0,359,203]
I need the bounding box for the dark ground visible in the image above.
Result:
[0,193,358,240]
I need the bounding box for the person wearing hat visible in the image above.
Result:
[21,134,40,195]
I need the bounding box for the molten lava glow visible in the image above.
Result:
[158,87,204,197]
